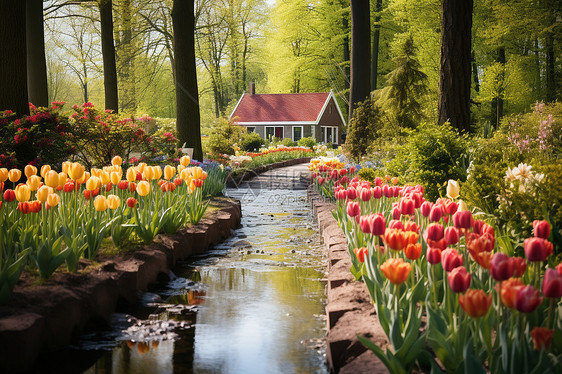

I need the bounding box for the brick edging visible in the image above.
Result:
[308,187,389,374]
[0,198,242,373]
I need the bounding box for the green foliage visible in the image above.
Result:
[206,118,245,157]
[358,167,377,183]
[281,138,297,147]
[298,136,316,149]
[344,96,384,161]
[378,34,427,129]
[240,131,264,152]
[385,122,470,201]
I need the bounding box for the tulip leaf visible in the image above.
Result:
[463,337,486,374]
[390,316,404,350]
[356,334,406,374]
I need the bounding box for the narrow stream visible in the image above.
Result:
[58,181,328,374]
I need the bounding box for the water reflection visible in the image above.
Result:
[77,189,327,374]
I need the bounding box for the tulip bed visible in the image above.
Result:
[310,158,562,373]
[0,155,227,304]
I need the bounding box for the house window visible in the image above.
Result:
[247,127,255,134]
[265,126,284,140]
[321,126,338,144]
[292,126,303,142]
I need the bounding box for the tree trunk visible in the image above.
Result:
[172,0,202,161]
[545,32,556,102]
[0,0,29,115]
[342,7,350,90]
[370,0,382,91]
[438,0,473,132]
[26,0,48,107]
[349,0,371,122]
[100,0,119,113]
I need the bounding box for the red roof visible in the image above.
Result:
[231,92,330,123]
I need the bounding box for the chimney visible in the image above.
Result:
[249,81,255,95]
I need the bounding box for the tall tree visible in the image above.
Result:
[99,0,119,112]
[172,0,202,161]
[1,0,29,115]
[438,0,473,132]
[371,0,383,90]
[349,0,371,121]
[26,0,49,107]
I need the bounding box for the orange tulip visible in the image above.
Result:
[180,155,190,167]
[404,243,422,260]
[110,171,121,185]
[142,166,154,181]
[164,165,175,180]
[58,172,68,187]
[0,168,8,183]
[353,247,368,263]
[36,185,52,203]
[15,184,31,202]
[94,195,108,211]
[136,181,150,196]
[180,168,192,181]
[380,258,411,284]
[498,277,525,308]
[69,162,85,181]
[40,164,51,178]
[24,164,37,178]
[152,166,162,180]
[458,289,492,318]
[112,155,122,166]
[86,176,101,191]
[27,175,41,191]
[107,194,120,210]
[469,249,492,269]
[193,167,203,180]
[531,327,553,351]
[126,167,137,182]
[45,170,59,188]
[100,171,110,185]
[61,161,71,175]
[91,168,102,178]
[8,169,21,183]
[47,193,60,208]
[137,162,147,173]
[76,171,90,185]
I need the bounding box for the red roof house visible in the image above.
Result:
[229,87,346,144]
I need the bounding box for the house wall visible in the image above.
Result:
[317,98,344,144]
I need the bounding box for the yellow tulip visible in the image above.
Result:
[180,155,190,167]
[86,176,101,191]
[62,161,71,175]
[163,165,175,180]
[137,162,147,173]
[143,167,154,181]
[91,168,102,178]
[446,179,460,200]
[177,165,185,174]
[15,184,31,202]
[0,168,8,183]
[136,181,151,196]
[180,168,192,181]
[24,165,37,178]
[126,167,137,182]
[153,166,162,180]
[189,179,196,193]
[94,195,108,211]
[457,199,468,212]
[77,171,90,185]
[112,155,123,166]
[69,162,85,181]
[45,170,59,188]
[40,164,51,178]
[107,194,120,210]
[110,171,121,185]
[47,193,60,207]
[27,175,41,191]
[100,171,110,185]
[192,167,203,180]
[58,172,68,187]
[9,169,21,183]
[36,185,53,203]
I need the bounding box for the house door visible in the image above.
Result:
[275,127,283,139]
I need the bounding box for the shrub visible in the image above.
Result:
[206,117,245,157]
[298,136,316,149]
[358,167,376,183]
[281,138,297,147]
[385,122,470,201]
[344,96,384,161]
[241,131,264,152]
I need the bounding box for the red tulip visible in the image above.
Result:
[317,177,325,185]
[404,243,422,260]
[490,253,515,281]
[105,182,113,192]
[420,201,432,217]
[428,205,442,222]
[426,223,444,242]
[118,180,129,190]
[533,220,550,239]
[382,184,391,198]
[444,226,459,245]
[354,247,368,263]
[557,263,562,276]
[126,197,137,208]
[399,197,415,216]
[514,285,543,313]
[511,257,527,277]
[472,219,484,234]
[383,229,407,251]
[374,177,382,186]
[466,232,494,253]
[129,181,137,193]
[3,189,15,202]
[499,278,525,308]
[453,210,473,229]
[63,181,75,193]
[346,201,360,217]
[18,202,31,214]
[448,266,471,293]
[459,289,492,318]
[347,187,357,200]
[442,248,463,272]
[427,247,442,264]
[359,214,386,236]
[380,258,411,284]
[404,221,420,234]
[531,327,554,351]
[174,177,183,186]
[542,268,562,298]
[372,186,382,199]
[359,188,371,202]
[524,237,553,262]
[388,220,404,231]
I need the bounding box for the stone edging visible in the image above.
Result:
[226,157,313,187]
[0,197,241,373]
[308,187,389,374]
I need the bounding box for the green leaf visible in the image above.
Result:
[463,337,486,374]
[390,316,404,350]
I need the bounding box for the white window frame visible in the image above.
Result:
[265,126,284,139]
[320,126,338,144]
[292,126,304,142]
